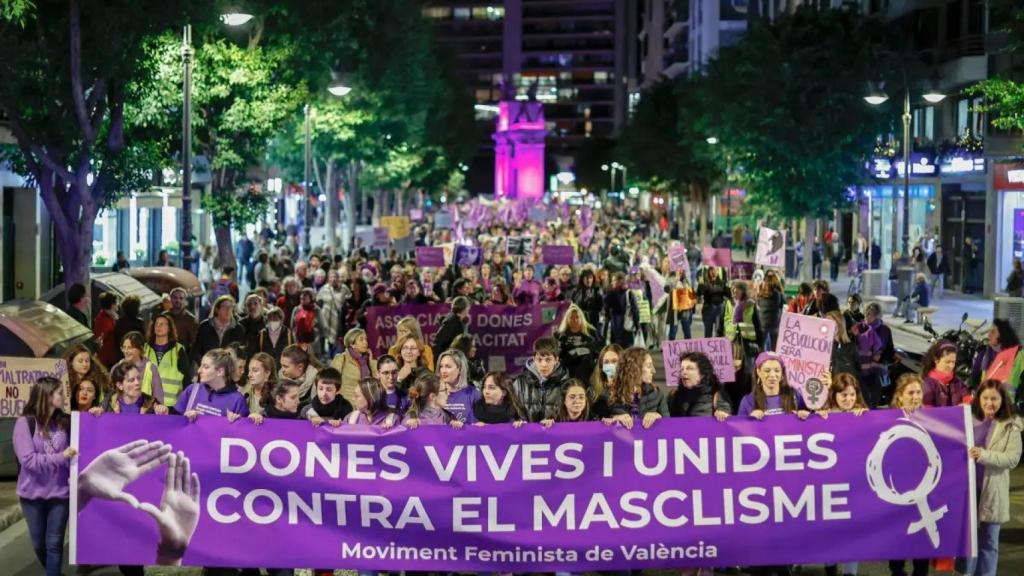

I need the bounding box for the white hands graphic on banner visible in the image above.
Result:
[866,420,948,548]
[139,451,201,566]
[79,440,172,509]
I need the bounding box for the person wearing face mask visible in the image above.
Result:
[254,307,295,364]
[668,351,731,420]
[587,344,621,419]
[956,379,1022,576]
[921,340,969,407]
[603,347,667,430]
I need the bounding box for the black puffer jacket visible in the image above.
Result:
[571,286,604,327]
[556,330,602,382]
[607,384,669,417]
[668,382,732,417]
[511,361,571,422]
[831,340,861,379]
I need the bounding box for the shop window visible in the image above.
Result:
[453,7,471,20]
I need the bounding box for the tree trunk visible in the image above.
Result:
[342,162,357,253]
[214,225,235,274]
[324,160,338,253]
[802,217,816,282]
[52,198,95,303]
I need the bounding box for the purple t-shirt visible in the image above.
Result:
[385,390,409,417]
[737,394,789,417]
[345,410,397,427]
[175,382,249,418]
[445,386,482,424]
[118,397,143,415]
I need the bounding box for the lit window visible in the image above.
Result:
[472,6,504,20]
[422,7,452,19]
[594,71,609,84]
[454,7,470,20]
[475,89,491,102]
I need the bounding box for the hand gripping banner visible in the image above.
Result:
[70,407,976,571]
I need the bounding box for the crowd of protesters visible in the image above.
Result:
[14,202,1022,576]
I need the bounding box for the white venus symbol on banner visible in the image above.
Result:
[866,419,948,549]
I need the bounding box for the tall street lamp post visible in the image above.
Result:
[865,83,945,261]
[180,13,253,272]
[303,75,352,256]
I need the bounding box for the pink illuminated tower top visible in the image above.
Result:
[493,88,546,201]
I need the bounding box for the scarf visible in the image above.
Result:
[311,396,352,419]
[348,347,371,379]
[473,400,517,424]
[927,369,955,386]
[263,405,301,420]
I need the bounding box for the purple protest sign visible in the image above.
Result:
[660,337,735,385]
[542,245,575,265]
[730,262,755,281]
[667,244,690,276]
[410,208,424,222]
[373,228,390,250]
[775,312,836,409]
[71,408,976,570]
[702,247,733,269]
[367,303,566,372]
[416,247,445,268]
[756,227,786,268]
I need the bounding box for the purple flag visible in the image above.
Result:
[542,245,575,265]
[415,247,446,268]
[579,223,596,246]
[72,407,976,571]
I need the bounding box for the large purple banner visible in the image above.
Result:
[367,303,566,373]
[70,408,975,570]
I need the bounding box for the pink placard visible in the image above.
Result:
[661,337,736,385]
[702,247,733,269]
[775,312,836,409]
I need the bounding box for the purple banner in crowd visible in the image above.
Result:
[71,408,976,570]
[367,303,566,372]
[542,245,576,265]
[415,247,446,268]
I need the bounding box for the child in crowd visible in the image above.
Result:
[541,379,594,426]
[300,367,353,426]
[403,373,464,429]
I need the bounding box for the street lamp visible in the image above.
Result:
[864,82,945,261]
[180,14,253,272]
[305,77,354,255]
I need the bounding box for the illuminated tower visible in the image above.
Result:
[493,95,546,200]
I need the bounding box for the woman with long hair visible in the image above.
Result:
[387,316,435,370]
[13,376,76,576]
[604,347,667,430]
[472,371,528,426]
[887,373,929,576]
[393,333,431,392]
[100,359,169,415]
[958,379,1022,576]
[64,344,111,400]
[978,318,1023,392]
[345,378,398,427]
[175,348,249,421]
[403,372,464,429]
[555,304,602,382]
[825,310,860,380]
[541,380,595,426]
[587,344,621,419]
[119,331,164,404]
[737,352,810,420]
[571,269,604,334]
[143,312,191,408]
[436,349,480,424]
[756,270,785,350]
[245,353,278,415]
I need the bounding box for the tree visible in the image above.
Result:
[698,6,917,277]
[0,0,203,294]
[131,25,308,266]
[618,76,722,244]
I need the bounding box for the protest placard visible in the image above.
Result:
[775,312,836,409]
[506,236,535,258]
[702,247,732,269]
[409,208,424,222]
[755,227,786,268]
[667,244,690,276]
[433,211,452,229]
[372,228,391,250]
[542,245,575,265]
[380,216,411,239]
[454,245,483,266]
[660,338,735,385]
[0,357,69,417]
[415,247,446,268]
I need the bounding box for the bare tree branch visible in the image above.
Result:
[68,0,96,144]
[30,145,74,183]
[106,81,125,152]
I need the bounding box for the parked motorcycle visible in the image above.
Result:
[923,312,988,388]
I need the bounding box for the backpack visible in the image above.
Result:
[210,278,233,301]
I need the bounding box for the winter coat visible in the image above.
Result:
[556,329,602,382]
[756,291,784,336]
[317,284,351,345]
[432,313,466,355]
[831,340,861,379]
[191,317,247,366]
[976,417,1023,523]
[922,374,969,407]
[511,360,571,422]
[668,383,732,417]
[607,384,669,418]
[572,285,604,327]
[330,349,378,407]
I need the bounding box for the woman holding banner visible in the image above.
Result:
[887,373,930,576]
[588,344,621,419]
[737,352,809,420]
[604,347,667,429]
[921,341,969,408]
[959,379,1022,576]
[13,376,75,576]
[98,359,169,416]
[437,349,480,424]
[668,351,731,420]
